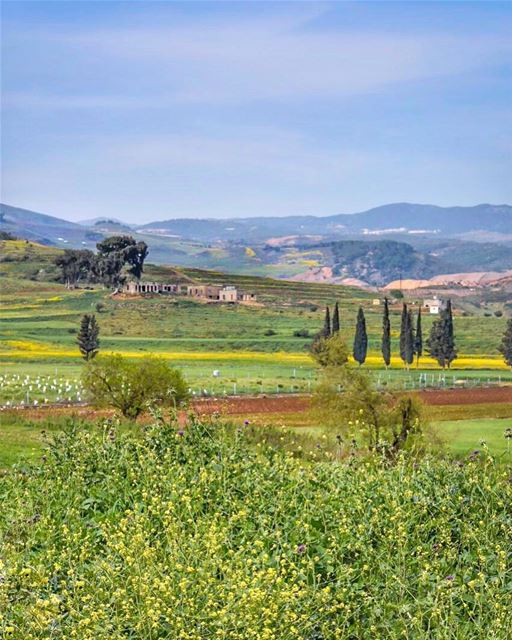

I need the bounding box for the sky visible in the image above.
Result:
[1,1,511,223]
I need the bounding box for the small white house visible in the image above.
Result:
[423,297,445,315]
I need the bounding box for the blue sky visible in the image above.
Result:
[2,1,511,223]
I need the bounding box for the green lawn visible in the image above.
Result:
[435,417,512,459]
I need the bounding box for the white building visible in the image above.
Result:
[423,297,446,315]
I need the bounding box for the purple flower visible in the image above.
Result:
[244,420,250,426]
[177,429,185,437]
[444,575,455,581]
[296,544,307,554]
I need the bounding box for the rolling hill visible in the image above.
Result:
[2,201,511,285]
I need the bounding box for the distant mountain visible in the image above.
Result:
[2,201,511,284]
[138,203,512,242]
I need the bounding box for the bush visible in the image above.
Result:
[312,365,433,456]
[310,333,349,368]
[82,354,188,418]
[264,329,276,336]
[1,418,511,638]
[494,310,503,318]
[293,328,310,338]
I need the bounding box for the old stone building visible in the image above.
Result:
[123,280,253,303]
[123,282,180,295]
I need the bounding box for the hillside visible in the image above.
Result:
[2,202,511,285]
[139,203,512,241]
[0,203,103,247]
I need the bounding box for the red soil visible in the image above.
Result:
[4,386,510,422]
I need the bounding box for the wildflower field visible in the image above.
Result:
[1,417,511,639]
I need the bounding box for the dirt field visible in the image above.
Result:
[4,386,510,423]
[193,386,512,415]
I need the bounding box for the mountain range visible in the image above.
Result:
[1,201,511,286]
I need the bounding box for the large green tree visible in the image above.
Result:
[353,307,368,366]
[55,249,95,288]
[83,355,188,418]
[95,235,149,286]
[77,314,100,361]
[427,299,457,368]
[499,318,512,368]
[381,298,391,368]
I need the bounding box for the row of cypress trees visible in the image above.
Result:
[319,298,457,369]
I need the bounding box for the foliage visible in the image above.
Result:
[53,236,148,289]
[77,314,100,361]
[310,333,349,368]
[427,299,457,368]
[499,318,512,367]
[332,301,340,333]
[82,355,188,418]
[414,307,423,366]
[399,304,415,368]
[381,297,391,367]
[97,235,149,281]
[2,417,511,638]
[54,249,96,288]
[352,307,368,365]
[312,365,429,456]
[0,230,17,240]
[322,305,331,338]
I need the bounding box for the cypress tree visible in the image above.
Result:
[77,314,100,361]
[322,306,331,338]
[444,299,457,368]
[381,297,391,368]
[353,307,368,366]
[499,318,512,368]
[414,307,423,367]
[404,309,415,369]
[332,302,340,334]
[399,303,408,365]
[427,299,457,368]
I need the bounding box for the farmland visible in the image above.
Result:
[1,238,511,473]
[1,241,510,405]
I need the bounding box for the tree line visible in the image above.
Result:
[54,235,148,289]
[313,298,459,369]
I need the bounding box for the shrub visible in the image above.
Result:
[82,354,188,418]
[264,329,276,336]
[312,365,433,456]
[293,328,310,338]
[310,333,349,368]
